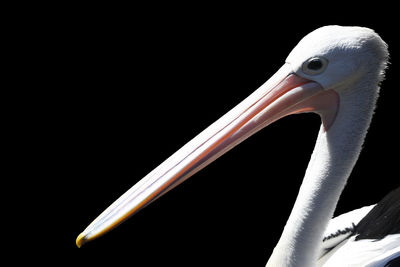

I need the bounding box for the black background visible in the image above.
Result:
[20,3,399,267]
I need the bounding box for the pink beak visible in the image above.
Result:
[76,63,339,247]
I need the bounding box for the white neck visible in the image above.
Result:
[266,79,380,267]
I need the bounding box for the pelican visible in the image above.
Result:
[76,26,400,266]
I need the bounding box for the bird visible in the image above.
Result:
[76,26,400,266]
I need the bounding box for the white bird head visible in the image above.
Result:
[287,25,388,92]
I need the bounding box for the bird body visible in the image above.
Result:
[318,187,400,266]
[77,26,399,266]
[319,234,400,266]
[321,205,375,251]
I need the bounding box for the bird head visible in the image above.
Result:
[286,25,388,92]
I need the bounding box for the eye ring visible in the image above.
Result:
[302,57,328,75]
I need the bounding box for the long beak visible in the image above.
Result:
[76,63,337,247]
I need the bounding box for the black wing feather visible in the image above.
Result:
[385,255,400,267]
[355,186,400,241]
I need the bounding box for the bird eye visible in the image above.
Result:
[302,57,328,75]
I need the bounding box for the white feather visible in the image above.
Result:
[318,234,400,266]
[321,205,375,256]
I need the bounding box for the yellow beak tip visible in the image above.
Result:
[76,233,86,248]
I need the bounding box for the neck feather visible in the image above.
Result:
[266,79,379,267]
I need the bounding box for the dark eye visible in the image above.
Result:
[302,57,328,75]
